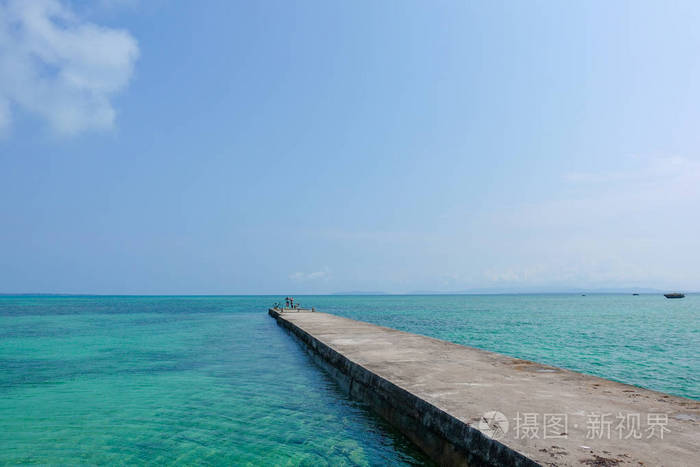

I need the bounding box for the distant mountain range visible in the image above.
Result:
[330,287,696,295]
[409,287,670,295]
[330,291,388,295]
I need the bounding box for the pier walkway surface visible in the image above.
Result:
[269,309,699,466]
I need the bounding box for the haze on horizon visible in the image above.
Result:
[1,0,699,295]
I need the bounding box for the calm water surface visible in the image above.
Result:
[0,296,429,465]
[1,294,698,465]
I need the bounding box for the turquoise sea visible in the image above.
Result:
[1,294,698,465]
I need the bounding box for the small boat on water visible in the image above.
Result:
[664,292,685,299]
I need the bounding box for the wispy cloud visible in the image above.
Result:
[564,155,699,187]
[0,0,139,135]
[476,155,700,289]
[289,267,331,282]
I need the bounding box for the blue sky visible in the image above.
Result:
[1,0,699,294]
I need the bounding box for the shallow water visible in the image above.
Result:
[0,296,429,465]
[1,294,697,464]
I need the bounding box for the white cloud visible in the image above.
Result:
[289,267,331,282]
[0,0,139,135]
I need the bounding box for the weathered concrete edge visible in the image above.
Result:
[268,309,540,467]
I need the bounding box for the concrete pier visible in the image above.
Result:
[269,309,700,466]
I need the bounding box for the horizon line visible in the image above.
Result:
[1,291,696,297]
